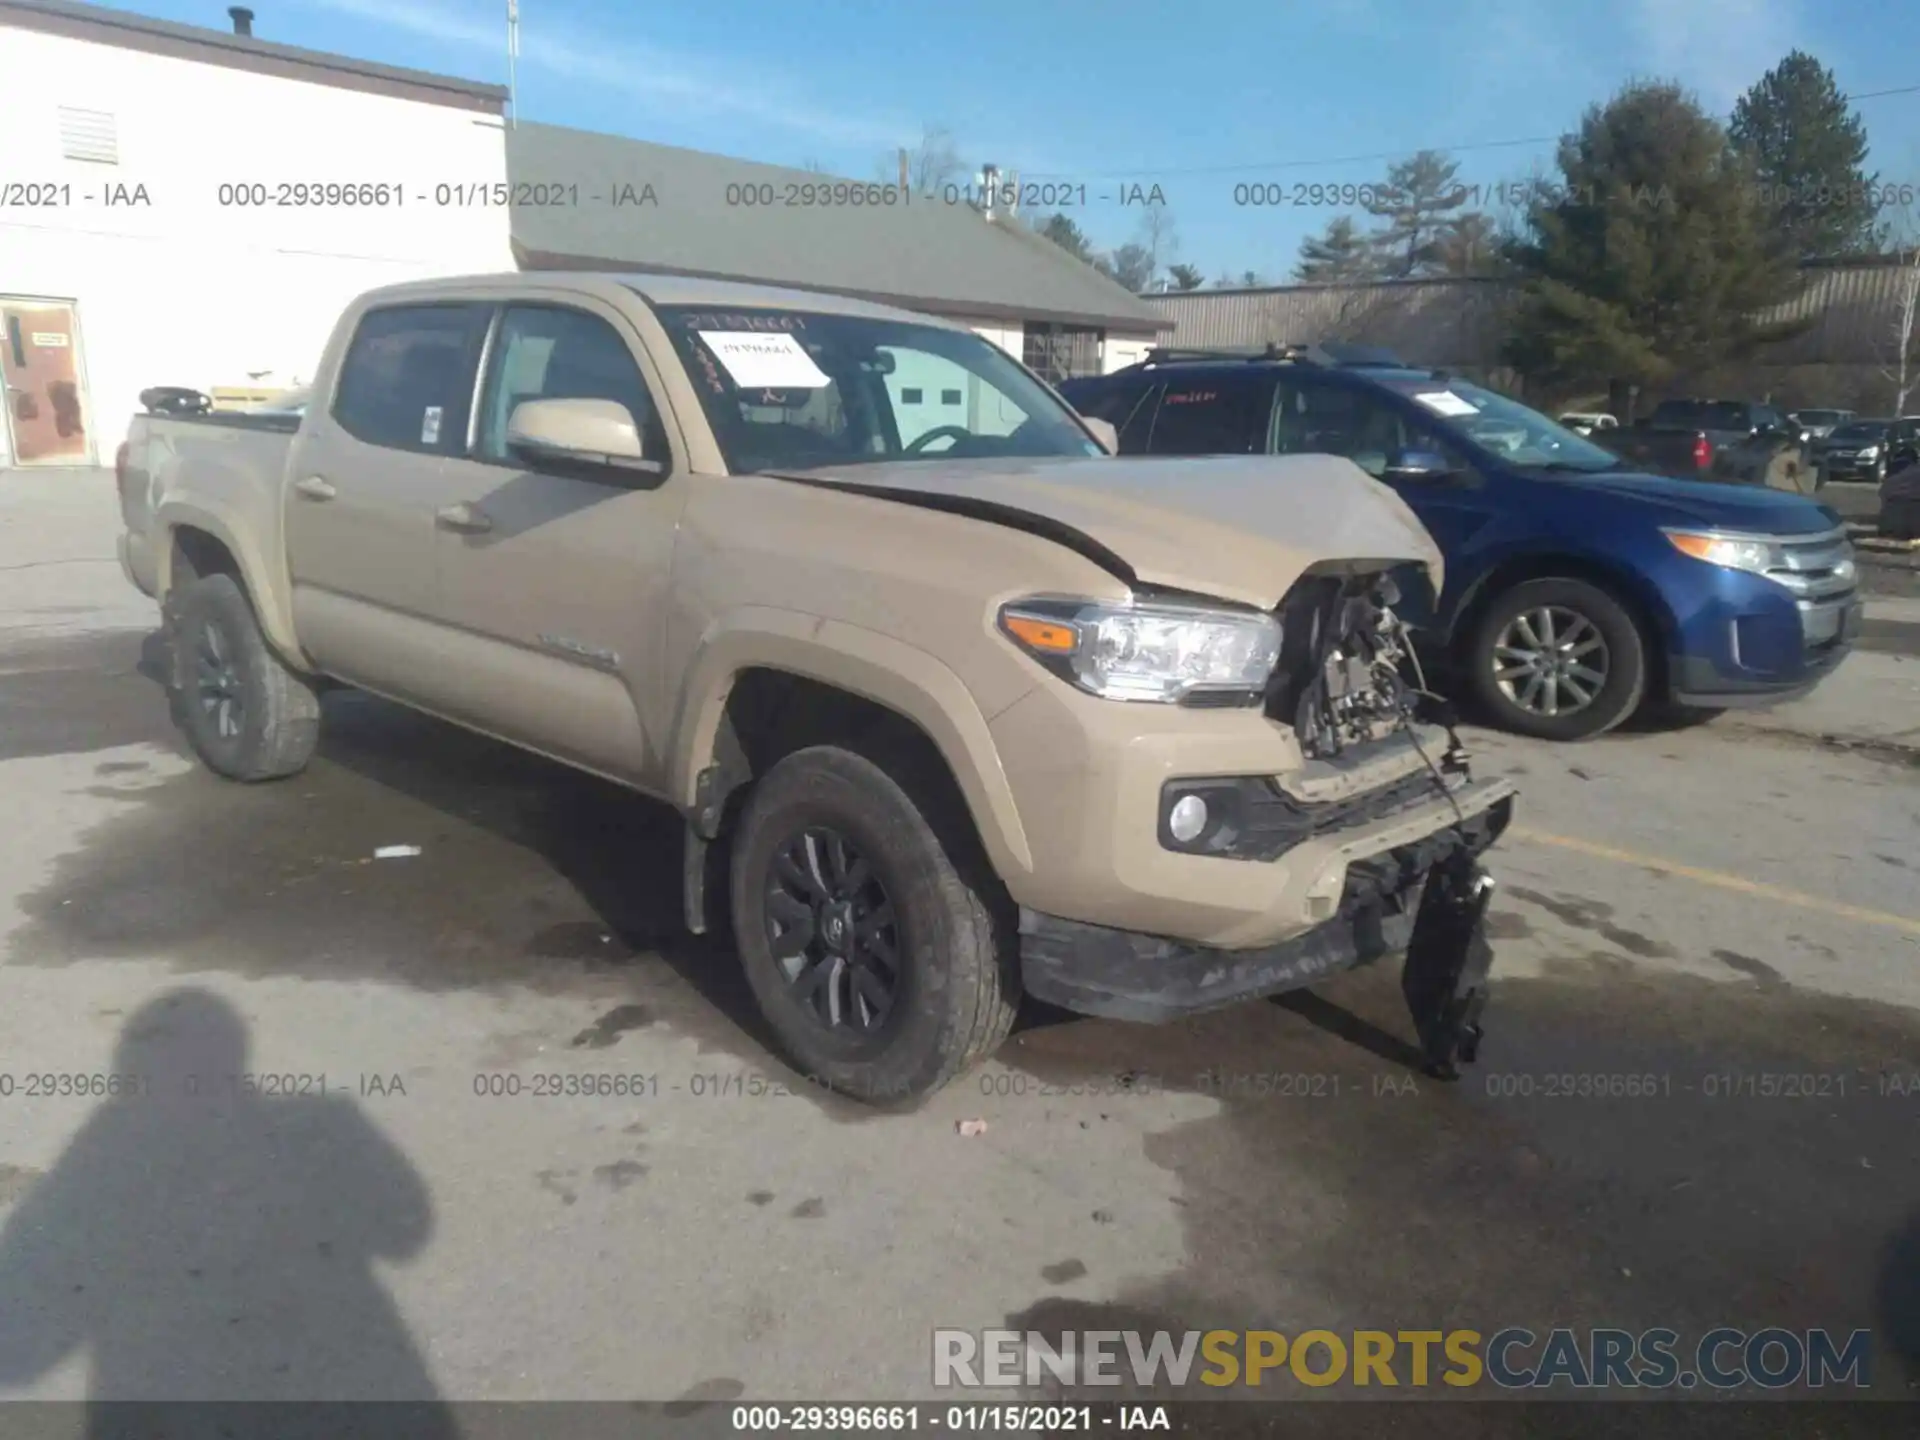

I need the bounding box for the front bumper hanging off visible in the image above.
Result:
[1018,794,1512,1077]
[1400,845,1497,1079]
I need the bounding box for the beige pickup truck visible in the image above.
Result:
[117,271,1516,1102]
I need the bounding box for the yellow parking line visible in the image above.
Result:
[1507,826,1920,938]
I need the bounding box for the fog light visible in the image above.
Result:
[1168,793,1209,843]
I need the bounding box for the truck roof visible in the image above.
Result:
[351,270,968,330]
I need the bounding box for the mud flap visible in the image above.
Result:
[1400,847,1497,1081]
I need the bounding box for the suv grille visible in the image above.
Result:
[1766,527,1856,604]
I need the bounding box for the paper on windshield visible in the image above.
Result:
[1414,390,1479,418]
[698,331,831,389]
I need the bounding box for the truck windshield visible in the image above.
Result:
[649,304,1102,473]
[1381,378,1624,473]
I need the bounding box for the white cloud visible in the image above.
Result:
[1627,0,1807,112]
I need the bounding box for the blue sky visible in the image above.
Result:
[126,0,1920,281]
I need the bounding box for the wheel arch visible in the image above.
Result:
[1449,551,1678,710]
[668,612,1035,882]
[157,500,305,663]
[1449,550,1677,654]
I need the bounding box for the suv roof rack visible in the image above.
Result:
[1138,341,1411,370]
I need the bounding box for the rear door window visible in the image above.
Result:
[1144,374,1274,455]
[332,303,491,455]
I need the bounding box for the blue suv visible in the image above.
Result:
[1060,346,1861,741]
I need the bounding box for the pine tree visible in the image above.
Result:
[1730,51,1880,259]
[1294,216,1377,282]
[1362,150,1470,278]
[1504,81,1806,416]
[1434,212,1500,276]
[1036,213,1097,264]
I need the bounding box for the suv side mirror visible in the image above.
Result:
[1383,447,1458,481]
[507,397,661,474]
[1080,415,1119,454]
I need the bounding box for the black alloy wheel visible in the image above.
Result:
[165,572,322,781]
[729,744,1019,1102]
[764,825,900,1033]
[193,612,246,744]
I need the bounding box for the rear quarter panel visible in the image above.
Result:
[141,418,304,659]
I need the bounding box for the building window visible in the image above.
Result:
[58,108,118,165]
[941,389,962,406]
[1023,322,1104,384]
[901,388,923,404]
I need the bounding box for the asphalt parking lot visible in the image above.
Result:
[1,472,1917,1428]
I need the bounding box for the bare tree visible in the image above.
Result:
[879,125,967,193]
[1136,200,1178,278]
[1881,204,1920,414]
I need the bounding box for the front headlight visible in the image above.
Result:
[997,597,1281,705]
[1662,528,1783,578]
[1857,445,1880,461]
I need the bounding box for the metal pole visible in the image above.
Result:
[507,0,519,127]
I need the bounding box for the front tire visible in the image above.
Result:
[1464,577,1647,741]
[729,745,1017,1105]
[164,573,321,780]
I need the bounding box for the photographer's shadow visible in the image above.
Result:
[0,988,457,1438]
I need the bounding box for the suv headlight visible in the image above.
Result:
[1662,528,1784,578]
[998,597,1281,705]
[1857,445,1880,461]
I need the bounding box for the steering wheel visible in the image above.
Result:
[904,425,972,455]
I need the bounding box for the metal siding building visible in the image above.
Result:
[1142,260,1918,375]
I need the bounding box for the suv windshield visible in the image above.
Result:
[650,303,1100,473]
[1378,377,1624,473]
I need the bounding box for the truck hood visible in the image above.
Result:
[1556,469,1841,536]
[773,454,1443,609]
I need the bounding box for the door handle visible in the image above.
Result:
[294,475,336,501]
[435,501,493,534]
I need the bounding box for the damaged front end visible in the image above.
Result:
[1268,565,1505,1077]
[1266,568,1430,759]
[1014,560,1515,1080]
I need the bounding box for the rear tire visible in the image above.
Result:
[164,573,321,781]
[729,745,1017,1106]
[1464,577,1647,742]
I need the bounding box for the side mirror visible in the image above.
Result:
[1383,447,1458,481]
[506,397,660,474]
[1080,415,1119,454]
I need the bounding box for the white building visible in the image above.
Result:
[0,0,514,466]
[1,1,1165,468]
